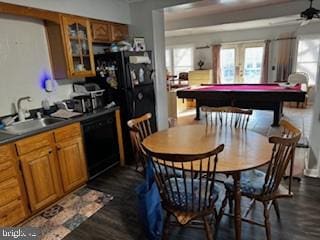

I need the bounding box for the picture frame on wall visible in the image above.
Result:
[133,37,146,51]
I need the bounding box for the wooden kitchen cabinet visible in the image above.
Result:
[110,23,128,42]
[56,137,87,193]
[91,20,111,43]
[20,146,62,212]
[46,15,96,79]
[0,144,28,226]
[0,122,88,222]
[61,15,95,78]
[91,20,128,43]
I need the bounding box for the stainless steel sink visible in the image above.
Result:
[0,118,64,135]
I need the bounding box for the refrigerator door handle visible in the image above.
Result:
[127,64,135,89]
[133,100,136,115]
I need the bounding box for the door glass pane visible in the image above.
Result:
[71,40,80,56]
[73,57,81,72]
[243,47,264,83]
[77,24,88,39]
[68,23,77,38]
[83,56,91,71]
[81,40,89,56]
[221,48,235,83]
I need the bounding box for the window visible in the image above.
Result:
[296,37,320,86]
[243,47,264,83]
[166,47,194,76]
[220,43,264,84]
[221,48,236,83]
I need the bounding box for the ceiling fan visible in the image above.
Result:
[299,0,320,25]
[270,0,320,27]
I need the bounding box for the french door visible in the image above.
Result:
[220,43,265,84]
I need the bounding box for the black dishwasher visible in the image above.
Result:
[82,112,119,179]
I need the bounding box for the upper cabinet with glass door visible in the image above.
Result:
[61,16,95,78]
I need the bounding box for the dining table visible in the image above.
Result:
[142,124,273,240]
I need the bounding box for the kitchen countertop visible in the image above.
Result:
[0,106,120,146]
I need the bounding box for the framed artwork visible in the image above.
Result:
[133,37,146,51]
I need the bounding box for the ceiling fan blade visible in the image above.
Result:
[269,19,302,26]
[300,20,311,26]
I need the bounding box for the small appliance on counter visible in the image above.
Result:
[73,95,93,113]
[55,100,74,111]
[73,83,105,111]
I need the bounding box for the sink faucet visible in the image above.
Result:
[17,96,32,122]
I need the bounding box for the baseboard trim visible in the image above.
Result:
[304,168,319,178]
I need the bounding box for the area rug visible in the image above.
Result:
[23,187,113,240]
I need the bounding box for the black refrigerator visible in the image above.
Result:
[86,51,157,161]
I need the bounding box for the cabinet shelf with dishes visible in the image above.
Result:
[46,15,96,79]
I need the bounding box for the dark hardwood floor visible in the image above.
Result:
[64,165,320,240]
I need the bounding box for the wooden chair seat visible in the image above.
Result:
[224,169,266,195]
[164,178,221,212]
[224,169,293,201]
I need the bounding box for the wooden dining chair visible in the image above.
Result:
[280,119,303,183]
[127,113,153,172]
[144,144,225,240]
[201,106,253,129]
[221,119,301,240]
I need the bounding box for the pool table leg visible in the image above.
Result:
[195,101,200,120]
[272,102,282,127]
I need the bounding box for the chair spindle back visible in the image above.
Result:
[127,113,153,170]
[144,145,224,219]
[263,119,301,196]
[201,106,253,129]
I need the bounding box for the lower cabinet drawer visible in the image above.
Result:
[15,132,52,156]
[54,123,81,142]
[0,200,26,226]
[0,178,21,206]
[0,162,16,182]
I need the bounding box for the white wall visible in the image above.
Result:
[308,37,320,177]
[0,0,133,116]
[0,15,73,116]
[166,22,320,82]
[0,0,131,24]
[129,0,199,130]
[308,92,320,177]
[152,10,168,131]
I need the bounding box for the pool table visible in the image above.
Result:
[176,84,306,126]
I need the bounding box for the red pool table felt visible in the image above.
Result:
[188,84,301,92]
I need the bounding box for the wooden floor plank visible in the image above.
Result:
[64,166,320,240]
